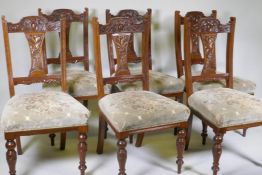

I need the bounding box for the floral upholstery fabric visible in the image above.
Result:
[117,70,185,94]
[188,88,262,128]
[99,91,190,132]
[1,91,90,132]
[180,71,256,94]
[43,70,111,97]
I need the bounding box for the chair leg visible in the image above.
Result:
[49,133,56,146]
[129,135,133,144]
[16,137,22,155]
[174,128,179,135]
[60,132,66,150]
[201,121,208,145]
[78,132,87,175]
[83,100,88,108]
[104,122,108,139]
[212,132,224,175]
[135,133,144,147]
[242,129,247,137]
[6,139,17,175]
[97,114,106,154]
[176,129,186,174]
[185,113,193,150]
[117,139,127,175]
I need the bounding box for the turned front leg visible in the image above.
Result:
[6,139,17,175]
[117,139,127,175]
[176,129,186,174]
[212,132,224,175]
[78,133,87,175]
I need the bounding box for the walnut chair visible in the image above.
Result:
[38,8,103,150]
[184,16,262,175]
[1,16,88,175]
[93,15,190,174]
[106,9,185,146]
[175,10,256,139]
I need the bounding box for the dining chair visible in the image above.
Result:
[93,15,190,174]
[184,16,262,175]
[1,15,89,175]
[106,9,185,146]
[38,8,105,150]
[175,10,256,138]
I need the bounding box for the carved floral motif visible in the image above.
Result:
[112,34,131,76]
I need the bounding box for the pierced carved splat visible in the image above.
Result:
[185,12,205,60]
[112,33,131,76]
[25,33,46,77]
[200,33,217,76]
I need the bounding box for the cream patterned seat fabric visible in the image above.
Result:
[180,71,256,94]
[43,70,111,96]
[188,88,262,128]
[117,69,185,94]
[99,91,190,132]
[1,91,90,132]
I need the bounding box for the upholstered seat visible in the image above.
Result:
[99,91,190,132]
[188,88,262,128]
[181,71,256,94]
[43,70,111,96]
[117,70,185,94]
[1,91,90,132]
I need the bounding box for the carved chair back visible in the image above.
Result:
[106,9,152,75]
[175,10,217,78]
[38,8,89,70]
[2,16,67,97]
[184,16,236,97]
[92,15,150,99]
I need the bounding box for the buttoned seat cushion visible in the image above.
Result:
[117,70,185,94]
[43,70,111,97]
[188,88,262,128]
[99,91,190,132]
[1,91,90,132]
[180,71,256,94]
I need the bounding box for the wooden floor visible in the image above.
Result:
[1,100,262,175]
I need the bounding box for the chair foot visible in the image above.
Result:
[242,129,247,137]
[97,115,106,154]
[60,132,66,150]
[185,113,193,150]
[135,133,144,147]
[6,139,17,175]
[201,121,208,145]
[16,137,22,155]
[176,129,186,174]
[49,133,56,146]
[212,132,224,175]
[78,132,87,175]
[117,139,127,175]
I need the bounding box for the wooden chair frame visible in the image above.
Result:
[2,15,87,175]
[93,15,188,174]
[184,16,240,175]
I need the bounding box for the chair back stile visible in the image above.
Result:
[2,15,67,96]
[175,10,217,78]
[92,16,150,99]
[184,16,236,97]
[38,8,89,71]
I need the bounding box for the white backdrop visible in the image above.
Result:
[0,0,262,112]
